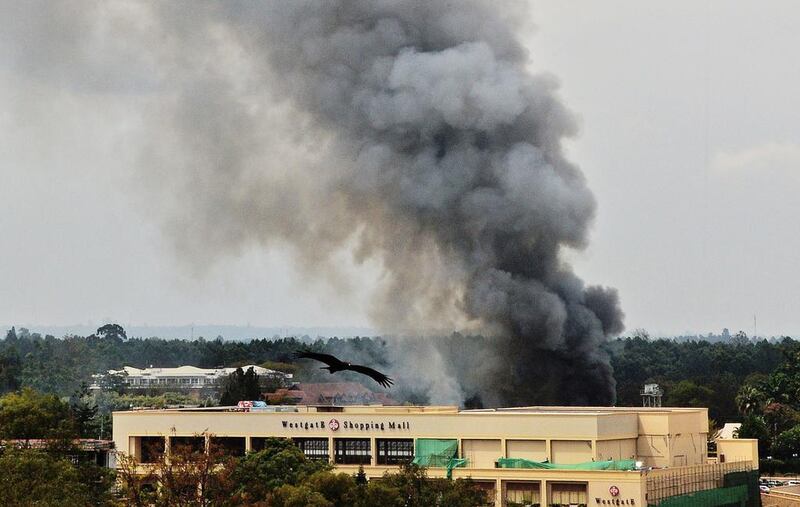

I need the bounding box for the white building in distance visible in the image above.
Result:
[92,365,292,390]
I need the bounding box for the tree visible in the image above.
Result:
[772,424,800,460]
[269,484,332,507]
[0,347,21,393]
[69,382,99,438]
[0,449,103,506]
[117,437,237,507]
[96,323,127,341]
[306,471,359,507]
[105,370,129,395]
[231,437,329,502]
[763,402,799,437]
[735,415,771,457]
[665,380,714,408]
[375,465,487,507]
[356,481,403,507]
[219,366,262,406]
[437,477,490,507]
[732,331,750,346]
[0,388,75,441]
[736,383,766,416]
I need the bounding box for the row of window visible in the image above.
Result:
[138,437,415,465]
[304,438,415,465]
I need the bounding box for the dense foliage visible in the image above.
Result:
[608,334,792,421]
[2,324,800,421]
[0,389,114,505]
[0,448,112,507]
[726,345,800,472]
[219,366,265,406]
[0,326,388,397]
[2,325,798,419]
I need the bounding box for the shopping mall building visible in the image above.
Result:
[113,405,759,506]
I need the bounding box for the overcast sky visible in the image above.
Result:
[1,1,798,337]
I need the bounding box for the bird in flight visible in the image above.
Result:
[294,350,394,388]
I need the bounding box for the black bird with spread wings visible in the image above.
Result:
[294,350,393,388]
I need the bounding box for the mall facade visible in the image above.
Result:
[113,405,759,506]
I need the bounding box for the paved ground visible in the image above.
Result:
[762,493,800,507]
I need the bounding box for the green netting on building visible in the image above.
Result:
[412,439,458,467]
[412,439,467,479]
[649,485,749,507]
[497,457,637,470]
[723,471,761,507]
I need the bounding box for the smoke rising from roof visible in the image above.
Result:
[2,0,623,406]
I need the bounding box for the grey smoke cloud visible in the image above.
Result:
[2,0,623,406]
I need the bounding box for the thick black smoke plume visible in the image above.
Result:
[237,1,624,405]
[1,0,624,406]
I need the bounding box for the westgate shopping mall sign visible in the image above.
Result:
[281,418,411,432]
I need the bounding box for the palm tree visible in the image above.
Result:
[736,384,765,416]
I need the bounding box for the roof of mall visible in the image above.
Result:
[119,404,706,415]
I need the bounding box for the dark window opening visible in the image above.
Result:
[473,481,496,507]
[211,437,246,457]
[140,436,165,463]
[334,438,371,465]
[293,438,329,461]
[376,439,414,465]
[170,436,205,456]
[250,437,268,452]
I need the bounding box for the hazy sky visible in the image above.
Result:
[1,1,798,337]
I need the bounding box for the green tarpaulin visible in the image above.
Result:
[412,439,467,479]
[496,457,637,470]
[412,439,458,467]
[651,485,748,507]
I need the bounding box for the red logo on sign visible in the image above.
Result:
[609,485,620,497]
[329,419,340,431]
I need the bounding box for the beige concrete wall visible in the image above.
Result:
[595,438,637,461]
[550,440,593,464]
[597,412,641,439]
[668,410,709,435]
[638,412,671,435]
[637,408,708,437]
[637,434,670,467]
[718,438,759,469]
[670,432,707,466]
[129,436,141,461]
[462,439,502,468]
[634,409,708,468]
[506,439,546,461]
[586,474,645,506]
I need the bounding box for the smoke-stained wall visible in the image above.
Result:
[1,0,623,406]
